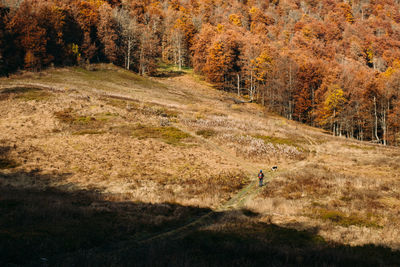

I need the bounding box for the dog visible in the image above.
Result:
[271,166,278,171]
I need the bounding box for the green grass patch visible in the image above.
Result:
[54,109,116,136]
[157,62,192,73]
[196,129,217,138]
[74,115,96,124]
[0,158,18,169]
[317,209,381,228]
[131,124,191,145]
[54,109,117,125]
[1,87,52,101]
[95,112,119,121]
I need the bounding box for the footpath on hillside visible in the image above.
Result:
[35,124,277,265]
[118,124,278,244]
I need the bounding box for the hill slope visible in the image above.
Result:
[1,64,400,265]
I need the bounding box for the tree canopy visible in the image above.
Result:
[2,0,400,144]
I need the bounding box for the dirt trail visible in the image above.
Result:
[133,125,273,245]
[177,124,267,209]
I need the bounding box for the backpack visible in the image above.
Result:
[258,173,263,179]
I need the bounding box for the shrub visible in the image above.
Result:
[196,129,217,138]
[54,108,74,123]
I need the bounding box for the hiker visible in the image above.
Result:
[258,170,264,187]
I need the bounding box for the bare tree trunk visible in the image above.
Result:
[237,74,240,96]
[262,89,265,106]
[173,47,177,66]
[250,69,253,101]
[288,63,293,120]
[178,41,182,70]
[139,44,144,75]
[311,86,315,126]
[374,96,380,142]
[381,100,389,146]
[332,109,336,135]
[127,37,131,70]
[383,109,387,145]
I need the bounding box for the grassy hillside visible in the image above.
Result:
[1,64,400,266]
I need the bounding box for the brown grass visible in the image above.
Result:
[315,208,381,228]
[1,64,400,255]
[130,124,191,145]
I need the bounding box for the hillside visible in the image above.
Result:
[1,64,400,265]
[3,0,400,145]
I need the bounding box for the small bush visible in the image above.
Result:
[159,108,179,118]
[54,108,74,123]
[196,129,217,138]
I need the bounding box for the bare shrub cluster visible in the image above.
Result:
[216,134,304,159]
[182,115,267,133]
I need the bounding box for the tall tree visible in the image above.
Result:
[98,3,118,63]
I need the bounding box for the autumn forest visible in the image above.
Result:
[1,0,400,145]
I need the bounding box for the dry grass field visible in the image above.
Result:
[1,64,400,266]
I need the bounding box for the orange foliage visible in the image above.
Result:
[3,0,400,144]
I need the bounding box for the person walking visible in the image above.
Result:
[258,170,264,187]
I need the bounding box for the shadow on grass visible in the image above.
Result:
[0,170,399,266]
[0,145,19,169]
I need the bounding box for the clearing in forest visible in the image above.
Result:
[1,64,400,266]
